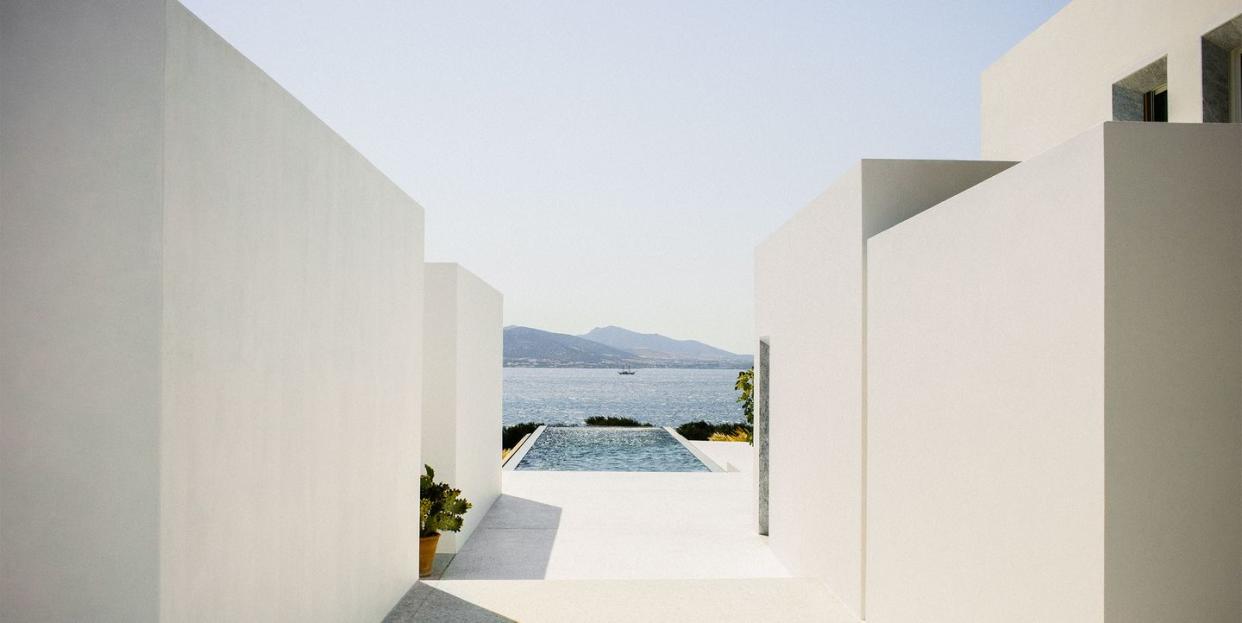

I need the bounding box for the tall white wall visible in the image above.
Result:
[422,263,502,553]
[1,1,166,620]
[754,159,1012,617]
[422,265,459,542]
[982,0,1242,160]
[866,123,1241,622]
[1101,122,1242,622]
[867,128,1107,623]
[756,167,862,613]
[159,4,424,621]
[2,2,426,620]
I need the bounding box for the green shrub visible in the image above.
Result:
[419,465,471,537]
[502,422,543,450]
[735,367,754,424]
[675,420,716,440]
[675,420,753,441]
[708,427,753,442]
[584,416,650,427]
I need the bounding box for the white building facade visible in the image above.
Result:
[0,2,502,621]
[422,263,504,554]
[983,0,1242,160]
[756,0,1242,621]
[754,160,1013,614]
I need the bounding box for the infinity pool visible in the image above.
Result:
[514,426,711,472]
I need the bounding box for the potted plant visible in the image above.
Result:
[419,464,472,577]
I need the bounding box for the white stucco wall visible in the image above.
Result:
[1100,122,1242,622]
[982,0,1242,160]
[866,123,1241,622]
[1,1,166,620]
[159,4,425,621]
[3,2,426,621]
[867,128,1107,623]
[422,263,503,553]
[753,159,1012,617]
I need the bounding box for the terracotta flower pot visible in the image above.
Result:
[419,533,440,577]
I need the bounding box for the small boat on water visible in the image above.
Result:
[618,366,636,375]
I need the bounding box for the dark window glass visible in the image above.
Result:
[1152,89,1168,121]
[1144,89,1169,122]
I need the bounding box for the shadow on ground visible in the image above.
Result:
[439,494,562,580]
[382,495,563,621]
[382,582,515,623]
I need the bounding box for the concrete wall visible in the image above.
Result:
[2,2,426,620]
[422,263,502,553]
[755,168,861,614]
[866,123,1241,622]
[981,0,1242,160]
[1,1,166,620]
[1101,122,1242,622]
[753,159,1012,617]
[159,4,425,621]
[867,127,1107,623]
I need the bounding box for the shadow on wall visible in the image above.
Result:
[382,582,515,623]
[439,495,563,580]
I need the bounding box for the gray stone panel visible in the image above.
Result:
[435,495,563,580]
[1113,56,1166,121]
[383,583,515,623]
[1204,14,1242,50]
[1201,39,1231,123]
[1112,85,1144,122]
[758,340,770,536]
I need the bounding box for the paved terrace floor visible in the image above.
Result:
[384,442,859,622]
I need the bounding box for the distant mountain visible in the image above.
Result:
[503,326,634,368]
[503,325,752,369]
[581,326,745,362]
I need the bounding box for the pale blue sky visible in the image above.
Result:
[181,0,1068,354]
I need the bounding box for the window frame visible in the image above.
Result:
[1143,84,1169,122]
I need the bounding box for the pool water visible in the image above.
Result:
[515,427,710,472]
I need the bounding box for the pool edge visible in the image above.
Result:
[663,426,725,473]
[502,424,546,471]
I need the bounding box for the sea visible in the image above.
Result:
[503,367,746,428]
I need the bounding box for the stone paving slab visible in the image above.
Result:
[434,470,787,580]
[419,578,859,623]
[382,582,515,623]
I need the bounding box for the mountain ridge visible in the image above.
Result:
[503,326,632,368]
[580,325,745,361]
[504,325,752,369]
